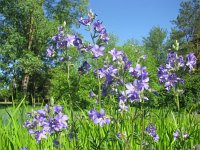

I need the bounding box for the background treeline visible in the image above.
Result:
[0,0,199,111]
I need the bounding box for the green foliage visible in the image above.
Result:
[143,26,167,64]
[180,72,200,112]
[170,0,200,54]
[0,102,199,149]
[0,0,89,100]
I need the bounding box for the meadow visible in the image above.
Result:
[0,10,200,150]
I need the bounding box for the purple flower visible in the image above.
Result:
[186,53,197,72]
[157,65,169,83]
[123,56,132,70]
[34,130,47,142]
[21,147,28,150]
[177,55,185,68]
[173,130,179,140]
[125,82,140,102]
[97,67,106,78]
[183,132,189,140]
[88,109,111,127]
[145,123,159,142]
[166,51,178,69]
[164,73,184,91]
[46,46,54,57]
[24,105,68,142]
[53,106,62,113]
[158,66,183,91]
[78,61,91,74]
[93,20,105,33]
[119,91,127,102]
[109,48,124,61]
[53,139,59,148]
[65,34,76,47]
[90,45,105,58]
[52,112,68,131]
[141,55,147,60]
[89,90,96,98]
[173,130,189,141]
[119,100,128,112]
[105,66,118,84]
[73,37,82,50]
[79,17,91,26]
[129,64,147,78]
[100,30,109,44]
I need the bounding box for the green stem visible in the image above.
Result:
[88,26,95,45]
[95,59,102,108]
[140,97,145,150]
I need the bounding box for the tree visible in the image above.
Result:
[171,0,200,54]
[0,0,88,101]
[143,26,167,64]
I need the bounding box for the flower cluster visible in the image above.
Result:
[78,61,91,74]
[88,109,111,127]
[24,105,68,142]
[46,26,82,57]
[173,130,189,141]
[145,123,159,142]
[123,63,149,104]
[79,10,109,59]
[92,48,149,112]
[186,53,197,72]
[158,51,197,91]
[79,10,109,45]
[97,65,118,84]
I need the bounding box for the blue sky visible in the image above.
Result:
[76,0,182,45]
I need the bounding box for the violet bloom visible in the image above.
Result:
[123,56,132,70]
[53,106,62,113]
[173,130,179,140]
[102,83,107,96]
[125,82,140,102]
[73,37,82,50]
[51,26,67,49]
[93,20,105,33]
[46,46,54,57]
[100,30,109,44]
[88,109,111,127]
[34,130,47,142]
[89,90,96,98]
[141,55,147,60]
[65,34,76,47]
[109,48,124,61]
[78,61,91,74]
[183,132,189,140]
[24,105,68,142]
[79,17,91,26]
[97,67,106,78]
[105,66,118,84]
[177,55,185,69]
[90,44,105,58]
[52,112,68,131]
[186,53,197,72]
[157,65,169,83]
[21,147,28,150]
[145,123,159,142]
[51,26,64,43]
[119,100,128,112]
[129,64,147,78]
[164,73,184,91]
[118,91,127,102]
[166,51,178,69]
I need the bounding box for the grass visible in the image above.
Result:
[0,100,199,150]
